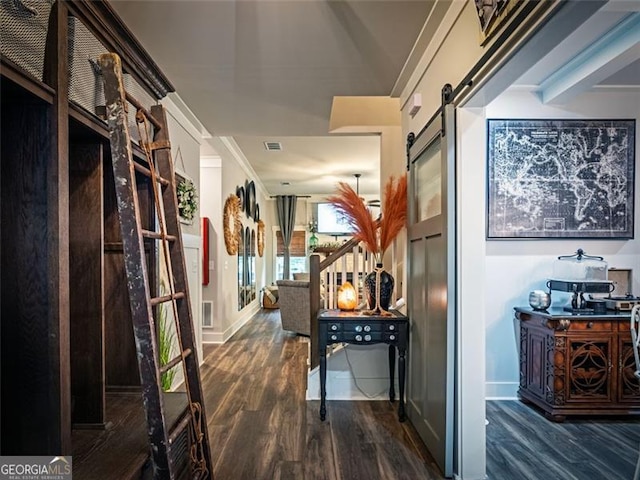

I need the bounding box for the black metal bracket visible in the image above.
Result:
[440,83,453,137]
[405,132,415,171]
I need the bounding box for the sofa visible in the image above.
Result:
[276,279,311,336]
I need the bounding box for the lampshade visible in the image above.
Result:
[337,281,357,311]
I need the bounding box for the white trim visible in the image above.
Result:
[202,331,224,344]
[202,302,260,344]
[212,136,270,199]
[201,155,222,168]
[162,92,211,141]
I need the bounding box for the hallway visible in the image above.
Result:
[200,309,443,479]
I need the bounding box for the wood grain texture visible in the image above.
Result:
[1,100,55,454]
[69,143,105,426]
[204,309,442,480]
[487,400,640,480]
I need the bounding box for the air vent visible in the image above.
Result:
[202,301,213,328]
[264,141,282,151]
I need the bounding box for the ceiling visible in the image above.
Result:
[112,1,640,197]
[111,0,444,196]
[511,3,640,100]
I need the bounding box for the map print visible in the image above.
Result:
[487,119,635,238]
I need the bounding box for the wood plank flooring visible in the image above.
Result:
[202,309,442,480]
[72,308,640,479]
[486,400,640,480]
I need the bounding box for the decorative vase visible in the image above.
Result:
[364,263,394,313]
[309,233,318,250]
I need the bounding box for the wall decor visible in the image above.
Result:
[257,220,265,257]
[487,119,635,239]
[176,173,198,224]
[236,185,245,213]
[475,0,525,45]
[202,217,210,285]
[223,194,242,254]
[246,180,256,219]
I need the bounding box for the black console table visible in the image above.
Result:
[317,309,409,422]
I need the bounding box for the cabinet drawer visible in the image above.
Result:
[343,322,382,333]
[619,321,634,333]
[343,332,382,343]
[569,320,612,332]
[327,332,342,343]
[383,332,400,343]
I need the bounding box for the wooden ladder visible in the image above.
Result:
[98,52,213,480]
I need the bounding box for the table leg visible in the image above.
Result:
[320,350,327,421]
[388,344,396,402]
[398,347,406,422]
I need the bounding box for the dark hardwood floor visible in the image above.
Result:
[201,309,443,480]
[486,400,640,480]
[71,308,640,479]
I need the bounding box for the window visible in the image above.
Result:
[275,230,306,280]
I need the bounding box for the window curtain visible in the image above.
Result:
[276,195,297,279]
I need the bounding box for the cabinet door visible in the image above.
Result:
[520,323,550,401]
[566,336,614,403]
[618,334,640,403]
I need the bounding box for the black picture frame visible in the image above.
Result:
[486,118,636,239]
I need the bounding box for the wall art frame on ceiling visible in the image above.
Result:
[486,118,636,239]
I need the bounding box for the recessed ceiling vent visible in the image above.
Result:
[264,141,282,151]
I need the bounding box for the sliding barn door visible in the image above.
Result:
[407,104,456,477]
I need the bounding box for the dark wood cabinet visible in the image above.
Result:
[516,307,640,421]
[1,0,172,456]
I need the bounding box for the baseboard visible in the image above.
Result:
[485,381,519,400]
[202,303,261,344]
[202,330,224,344]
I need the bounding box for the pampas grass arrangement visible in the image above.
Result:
[327,174,407,262]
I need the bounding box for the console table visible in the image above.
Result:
[515,307,640,421]
[317,309,409,422]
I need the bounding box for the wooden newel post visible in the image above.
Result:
[310,254,321,369]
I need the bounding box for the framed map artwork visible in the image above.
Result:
[487,119,636,239]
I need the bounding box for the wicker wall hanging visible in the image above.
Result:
[257,220,265,257]
[223,194,242,255]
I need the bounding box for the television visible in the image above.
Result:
[316,202,353,235]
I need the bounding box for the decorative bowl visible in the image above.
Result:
[529,290,551,310]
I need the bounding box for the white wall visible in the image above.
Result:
[200,156,222,335]
[160,94,204,366]
[482,88,640,398]
[201,137,271,343]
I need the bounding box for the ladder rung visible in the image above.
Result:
[141,229,177,242]
[160,348,192,375]
[125,91,163,130]
[133,162,170,186]
[151,292,186,306]
[168,409,191,445]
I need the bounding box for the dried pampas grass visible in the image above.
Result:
[327,174,407,260]
[379,174,407,256]
[326,182,378,255]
